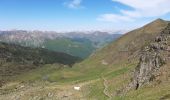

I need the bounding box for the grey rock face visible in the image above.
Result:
[129,23,170,90]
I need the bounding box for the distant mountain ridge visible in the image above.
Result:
[0,30,122,58]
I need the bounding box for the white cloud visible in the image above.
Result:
[98,0,170,22]
[114,0,170,17]
[97,14,134,22]
[65,0,83,9]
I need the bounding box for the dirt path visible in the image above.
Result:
[102,76,112,100]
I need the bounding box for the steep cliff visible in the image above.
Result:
[128,23,170,90]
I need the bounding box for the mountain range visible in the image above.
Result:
[1,19,170,100]
[0,30,122,58]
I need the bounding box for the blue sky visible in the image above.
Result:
[0,0,170,32]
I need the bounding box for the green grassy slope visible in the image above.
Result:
[43,38,95,58]
[75,19,170,99]
[63,19,170,99]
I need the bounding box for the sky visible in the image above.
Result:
[0,0,170,32]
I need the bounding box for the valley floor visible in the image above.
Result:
[0,78,104,100]
[1,75,170,100]
[1,63,170,100]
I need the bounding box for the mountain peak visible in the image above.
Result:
[141,18,168,34]
[153,18,165,23]
[148,18,166,25]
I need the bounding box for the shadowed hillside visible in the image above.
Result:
[0,42,81,84]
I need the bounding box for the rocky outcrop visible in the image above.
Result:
[127,23,170,90]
